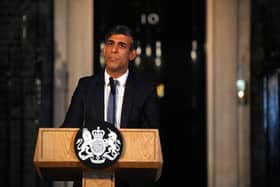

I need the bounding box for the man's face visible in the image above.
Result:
[103,34,136,76]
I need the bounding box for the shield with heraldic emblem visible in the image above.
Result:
[74,122,123,169]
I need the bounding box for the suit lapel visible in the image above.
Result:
[90,71,104,123]
[95,79,104,122]
[121,74,135,128]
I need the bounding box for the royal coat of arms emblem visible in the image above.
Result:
[74,124,123,169]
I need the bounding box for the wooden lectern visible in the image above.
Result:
[33,128,163,187]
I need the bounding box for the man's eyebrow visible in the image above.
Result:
[118,41,129,46]
[107,39,129,46]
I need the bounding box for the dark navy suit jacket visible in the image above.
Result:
[61,68,160,129]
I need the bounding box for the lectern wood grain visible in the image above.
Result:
[33,128,163,183]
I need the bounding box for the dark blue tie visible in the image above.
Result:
[107,77,117,125]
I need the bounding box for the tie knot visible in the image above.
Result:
[109,77,118,95]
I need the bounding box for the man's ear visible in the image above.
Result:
[129,50,137,61]
[102,46,105,55]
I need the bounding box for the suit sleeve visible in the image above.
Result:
[142,80,160,128]
[60,78,85,128]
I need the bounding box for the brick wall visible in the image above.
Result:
[251,0,280,186]
[0,0,53,186]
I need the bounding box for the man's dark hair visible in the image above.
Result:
[105,25,138,50]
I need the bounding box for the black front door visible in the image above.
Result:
[94,1,207,186]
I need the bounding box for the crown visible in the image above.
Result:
[92,126,105,139]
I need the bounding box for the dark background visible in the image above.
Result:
[1,0,280,186]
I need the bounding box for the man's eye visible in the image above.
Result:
[119,44,127,48]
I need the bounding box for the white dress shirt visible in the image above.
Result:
[104,70,128,128]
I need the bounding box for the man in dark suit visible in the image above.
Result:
[61,25,160,187]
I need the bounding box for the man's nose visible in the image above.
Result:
[111,45,119,52]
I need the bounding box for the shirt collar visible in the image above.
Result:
[104,69,129,87]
